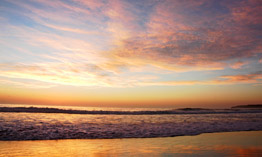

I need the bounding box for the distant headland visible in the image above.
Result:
[231,104,262,109]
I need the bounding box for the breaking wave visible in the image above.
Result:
[1,106,261,140]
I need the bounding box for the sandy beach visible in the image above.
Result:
[0,131,261,156]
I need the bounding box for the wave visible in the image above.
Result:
[0,106,262,115]
[1,110,262,140]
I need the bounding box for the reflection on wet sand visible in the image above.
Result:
[0,131,261,156]
[215,146,262,156]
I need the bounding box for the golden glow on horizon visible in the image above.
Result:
[1,84,261,108]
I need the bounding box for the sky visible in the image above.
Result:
[0,0,261,108]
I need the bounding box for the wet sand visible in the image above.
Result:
[0,131,261,156]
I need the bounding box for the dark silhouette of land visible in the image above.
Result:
[176,108,211,111]
[231,104,262,109]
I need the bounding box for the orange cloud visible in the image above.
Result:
[219,72,262,83]
[138,72,262,86]
[230,61,248,69]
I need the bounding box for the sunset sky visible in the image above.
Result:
[0,0,261,108]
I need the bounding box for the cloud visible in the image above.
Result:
[0,63,261,88]
[0,63,113,87]
[0,62,160,88]
[0,78,55,89]
[138,72,262,86]
[106,0,262,71]
[41,23,103,35]
[230,61,249,69]
[218,71,262,83]
[259,58,262,64]
[1,0,261,88]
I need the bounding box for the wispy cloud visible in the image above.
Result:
[230,61,249,69]
[107,0,262,72]
[0,0,261,89]
[218,72,262,83]
[138,72,262,86]
[0,63,113,87]
[0,78,55,89]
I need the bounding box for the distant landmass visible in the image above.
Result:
[176,108,211,111]
[231,104,262,109]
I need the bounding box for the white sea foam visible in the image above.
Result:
[0,110,261,140]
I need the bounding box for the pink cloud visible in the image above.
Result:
[219,72,262,83]
[259,58,262,64]
[106,0,262,72]
[72,0,106,10]
[230,61,249,69]
[138,72,262,86]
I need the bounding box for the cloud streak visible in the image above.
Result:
[0,0,261,88]
[138,72,262,87]
[108,0,262,71]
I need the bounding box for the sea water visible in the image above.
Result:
[0,104,262,140]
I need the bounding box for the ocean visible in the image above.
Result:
[0,104,262,141]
